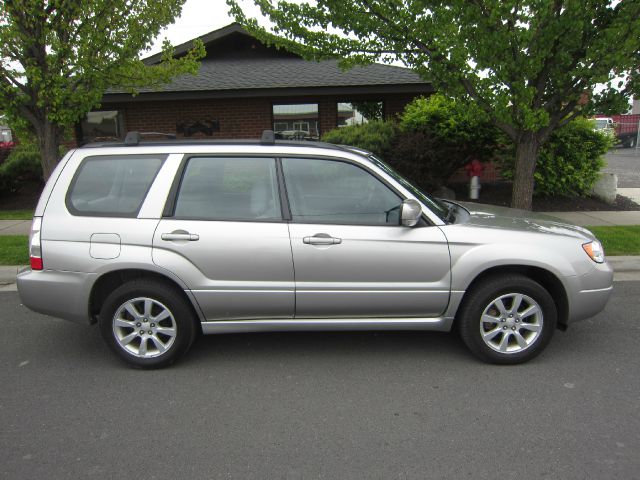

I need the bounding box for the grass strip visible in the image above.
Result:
[0,209,34,220]
[587,225,640,256]
[0,235,28,265]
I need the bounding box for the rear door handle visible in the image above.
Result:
[303,233,342,245]
[161,231,200,241]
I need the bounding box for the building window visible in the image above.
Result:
[337,101,384,127]
[80,111,123,143]
[273,104,319,140]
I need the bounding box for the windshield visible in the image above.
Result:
[593,119,612,130]
[367,154,450,222]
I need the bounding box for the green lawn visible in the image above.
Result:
[588,225,640,256]
[0,236,29,265]
[0,209,34,220]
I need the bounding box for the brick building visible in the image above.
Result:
[79,23,433,143]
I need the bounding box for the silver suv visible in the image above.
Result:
[17,132,614,368]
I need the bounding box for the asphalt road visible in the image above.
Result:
[604,148,640,188]
[1,283,639,480]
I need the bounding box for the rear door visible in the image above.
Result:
[152,156,294,320]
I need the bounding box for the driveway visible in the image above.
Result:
[604,148,640,188]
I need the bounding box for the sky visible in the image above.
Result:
[149,0,263,54]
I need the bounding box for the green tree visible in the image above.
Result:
[228,0,640,210]
[0,0,204,179]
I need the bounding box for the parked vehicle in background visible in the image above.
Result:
[17,131,614,368]
[591,117,617,142]
[596,114,640,148]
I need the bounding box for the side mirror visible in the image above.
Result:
[401,199,422,227]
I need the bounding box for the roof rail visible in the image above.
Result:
[261,129,275,145]
[124,131,177,145]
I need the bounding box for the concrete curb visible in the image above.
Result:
[0,265,22,284]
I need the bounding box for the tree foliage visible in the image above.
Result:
[396,94,505,189]
[584,90,632,116]
[228,0,640,209]
[0,0,205,179]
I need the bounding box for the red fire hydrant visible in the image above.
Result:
[464,159,484,200]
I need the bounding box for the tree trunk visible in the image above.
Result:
[510,132,542,210]
[38,120,61,181]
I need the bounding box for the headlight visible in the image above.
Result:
[582,240,605,263]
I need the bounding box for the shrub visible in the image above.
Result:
[390,130,470,190]
[501,118,612,197]
[321,120,397,158]
[0,143,43,195]
[395,95,505,189]
[322,95,508,191]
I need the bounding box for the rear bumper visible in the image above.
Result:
[566,260,614,324]
[17,268,95,324]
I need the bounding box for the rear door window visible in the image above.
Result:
[172,157,281,221]
[67,155,166,217]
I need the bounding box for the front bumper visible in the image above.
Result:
[17,268,96,324]
[565,259,614,324]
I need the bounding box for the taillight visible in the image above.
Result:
[29,217,43,270]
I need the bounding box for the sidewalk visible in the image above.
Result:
[540,210,640,226]
[0,219,30,235]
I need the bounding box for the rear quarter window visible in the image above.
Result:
[66,154,166,217]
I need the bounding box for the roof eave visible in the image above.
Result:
[101,83,435,103]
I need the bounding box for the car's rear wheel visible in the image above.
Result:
[99,279,197,369]
[457,274,557,364]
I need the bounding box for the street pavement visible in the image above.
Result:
[1,282,639,479]
[604,147,640,188]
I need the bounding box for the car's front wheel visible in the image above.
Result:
[99,279,197,369]
[457,274,557,364]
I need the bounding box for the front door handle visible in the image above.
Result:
[303,233,342,245]
[161,231,200,241]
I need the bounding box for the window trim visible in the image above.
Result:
[65,154,167,218]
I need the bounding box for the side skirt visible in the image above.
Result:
[200,317,454,335]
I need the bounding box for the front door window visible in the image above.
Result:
[281,157,402,225]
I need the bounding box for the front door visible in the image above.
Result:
[281,157,451,318]
[153,156,294,320]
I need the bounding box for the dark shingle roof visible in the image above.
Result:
[108,57,428,96]
[104,23,432,100]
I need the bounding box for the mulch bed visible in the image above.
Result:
[0,182,43,210]
[450,181,640,212]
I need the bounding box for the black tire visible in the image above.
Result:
[99,279,197,369]
[457,274,557,364]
